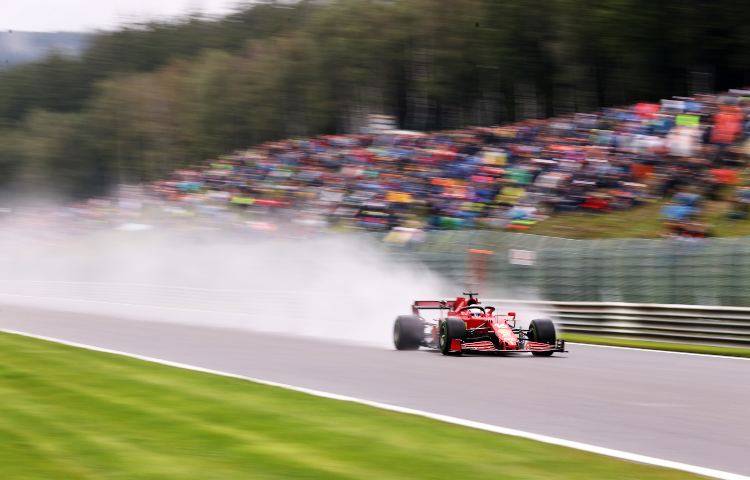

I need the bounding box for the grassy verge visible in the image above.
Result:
[0,332,705,479]
[562,333,750,358]
[527,199,750,239]
[528,203,667,239]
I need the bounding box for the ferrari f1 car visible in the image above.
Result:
[393,293,566,356]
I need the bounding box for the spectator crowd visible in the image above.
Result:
[69,89,750,237]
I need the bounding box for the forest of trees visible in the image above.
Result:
[0,0,748,198]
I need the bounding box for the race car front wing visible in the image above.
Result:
[456,338,567,353]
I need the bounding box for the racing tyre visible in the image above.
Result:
[393,315,424,350]
[528,318,556,357]
[439,318,466,355]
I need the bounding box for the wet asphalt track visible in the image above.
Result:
[0,304,748,477]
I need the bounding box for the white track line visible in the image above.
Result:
[568,342,750,361]
[1,328,746,480]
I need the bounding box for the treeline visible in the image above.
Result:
[0,0,748,198]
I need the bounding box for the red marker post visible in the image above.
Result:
[467,248,494,294]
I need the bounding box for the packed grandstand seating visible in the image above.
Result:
[102,90,750,236]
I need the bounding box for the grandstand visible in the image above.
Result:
[145,89,750,238]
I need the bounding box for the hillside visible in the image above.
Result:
[0,31,89,68]
[0,0,747,200]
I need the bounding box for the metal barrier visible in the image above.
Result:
[0,280,748,347]
[485,299,750,347]
[387,231,750,347]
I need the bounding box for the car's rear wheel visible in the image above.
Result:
[439,318,466,355]
[528,318,556,357]
[393,315,424,350]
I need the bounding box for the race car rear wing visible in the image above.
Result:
[412,300,454,315]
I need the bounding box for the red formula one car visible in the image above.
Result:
[393,293,566,356]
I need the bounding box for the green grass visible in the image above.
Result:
[527,199,750,239]
[562,333,750,358]
[528,203,667,239]
[0,332,705,479]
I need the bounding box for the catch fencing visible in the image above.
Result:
[388,231,750,307]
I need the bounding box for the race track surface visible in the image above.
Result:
[1,304,748,476]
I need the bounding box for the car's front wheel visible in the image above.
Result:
[439,318,466,355]
[528,318,557,357]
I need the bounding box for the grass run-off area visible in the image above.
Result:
[562,333,750,358]
[0,332,706,480]
[527,200,750,239]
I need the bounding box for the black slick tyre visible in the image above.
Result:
[393,315,423,350]
[528,318,556,357]
[439,318,466,355]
